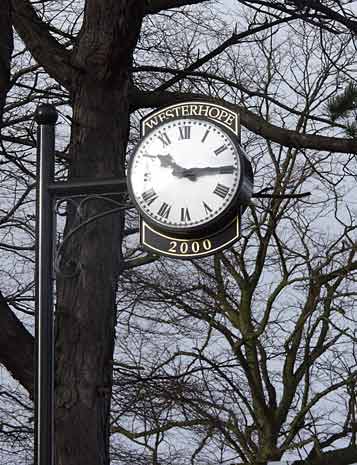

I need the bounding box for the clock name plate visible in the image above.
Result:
[141,217,240,259]
[142,101,240,138]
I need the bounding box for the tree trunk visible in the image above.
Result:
[55,82,125,465]
[54,3,143,465]
[0,0,12,126]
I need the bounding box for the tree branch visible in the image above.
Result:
[145,0,211,15]
[131,89,357,154]
[292,445,357,465]
[11,0,73,90]
[288,0,357,34]
[111,419,210,438]
[133,65,343,129]
[0,291,34,398]
[154,16,297,92]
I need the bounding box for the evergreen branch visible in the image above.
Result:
[327,82,357,122]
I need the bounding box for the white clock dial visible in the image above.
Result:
[129,118,241,232]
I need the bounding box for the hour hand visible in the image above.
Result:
[157,154,176,167]
[157,154,186,176]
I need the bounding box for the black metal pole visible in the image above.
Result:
[35,104,58,465]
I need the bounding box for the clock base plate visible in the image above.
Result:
[140,217,240,259]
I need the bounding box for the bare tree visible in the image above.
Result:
[112,23,357,464]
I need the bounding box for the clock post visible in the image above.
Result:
[127,101,253,259]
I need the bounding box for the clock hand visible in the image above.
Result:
[157,154,186,177]
[157,154,176,168]
[181,165,235,178]
[156,156,234,180]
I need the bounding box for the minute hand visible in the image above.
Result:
[181,165,235,177]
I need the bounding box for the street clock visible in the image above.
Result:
[128,101,253,258]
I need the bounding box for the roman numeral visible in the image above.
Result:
[179,126,191,140]
[213,183,229,199]
[214,145,227,156]
[180,207,191,222]
[157,132,171,147]
[202,202,213,214]
[201,129,210,143]
[142,188,158,205]
[157,202,171,218]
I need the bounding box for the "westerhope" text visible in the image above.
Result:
[143,102,238,135]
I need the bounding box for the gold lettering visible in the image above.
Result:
[181,105,189,116]
[208,107,220,119]
[198,105,209,116]
[203,239,212,251]
[225,114,235,127]
[180,242,189,254]
[219,110,229,121]
[169,241,177,253]
[158,112,166,122]
[145,116,160,129]
[192,241,200,253]
[190,105,199,116]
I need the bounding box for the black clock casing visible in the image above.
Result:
[128,108,252,239]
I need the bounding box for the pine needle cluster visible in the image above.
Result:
[327,82,357,138]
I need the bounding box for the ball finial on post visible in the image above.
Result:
[35,104,58,125]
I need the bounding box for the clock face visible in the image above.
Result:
[128,117,241,234]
